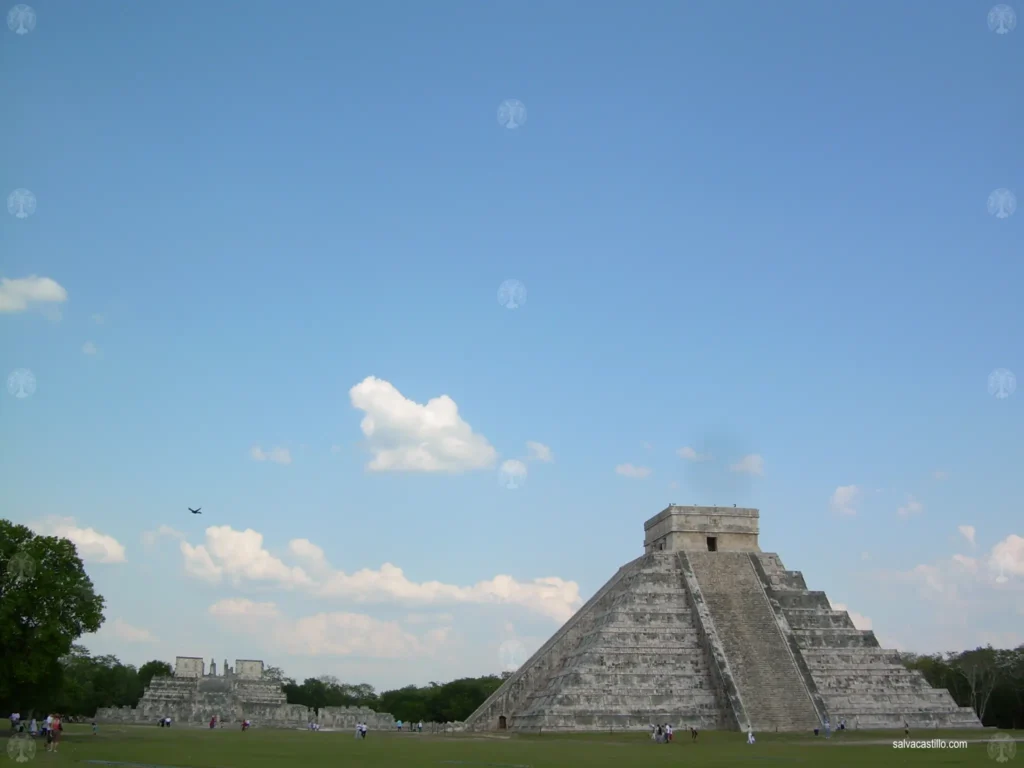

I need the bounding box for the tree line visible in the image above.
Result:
[2,518,1022,726]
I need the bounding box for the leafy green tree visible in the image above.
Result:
[0,519,105,714]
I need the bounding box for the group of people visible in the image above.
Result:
[651,724,702,744]
[354,722,368,738]
[395,719,423,732]
[8,712,67,751]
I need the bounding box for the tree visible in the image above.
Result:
[0,520,105,714]
[952,646,1002,722]
[138,660,173,690]
[263,665,286,682]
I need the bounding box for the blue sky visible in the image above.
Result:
[2,0,1022,689]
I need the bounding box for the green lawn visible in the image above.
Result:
[6,724,1018,768]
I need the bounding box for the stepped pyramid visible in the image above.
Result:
[466,506,982,732]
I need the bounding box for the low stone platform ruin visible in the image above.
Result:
[96,657,395,730]
[465,506,982,733]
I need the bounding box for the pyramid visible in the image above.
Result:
[465,506,982,732]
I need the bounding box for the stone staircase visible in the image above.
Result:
[686,552,820,732]
[754,553,983,729]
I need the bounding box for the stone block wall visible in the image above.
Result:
[235,660,264,679]
[174,657,204,678]
[468,553,733,732]
[465,556,645,731]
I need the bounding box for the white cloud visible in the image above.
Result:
[933,470,948,480]
[0,275,68,313]
[830,601,873,631]
[676,446,710,461]
[209,599,451,659]
[108,619,158,643]
[615,463,651,478]
[525,441,553,463]
[729,454,764,476]
[868,542,1024,654]
[991,534,1024,579]
[405,612,455,625]
[250,445,292,465]
[874,533,1024,613]
[897,495,924,517]
[82,341,98,355]
[349,376,497,473]
[31,516,126,564]
[500,458,528,481]
[181,526,582,623]
[958,525,976,547]
[181,526,313,588]
[952,554,978,572]
[141,524,186,549]
[830,485,860,516]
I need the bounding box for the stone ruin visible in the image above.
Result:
[466,506,984,733]
[96,657,395,730]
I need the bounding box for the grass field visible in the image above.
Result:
[6,724,1020,767]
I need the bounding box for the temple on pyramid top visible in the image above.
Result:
[466,505,982,734]
[644,505,760,553]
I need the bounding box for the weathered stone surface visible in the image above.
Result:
[96,657,394,729]
[465,506,984,732]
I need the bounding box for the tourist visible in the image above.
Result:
[747,728,755,745]
[92,721,98,736]
[665,723,673,742]
[28,718,37,736]
[823,717,831,739]
[396,719,403,731]
[48,714,61,752]
[359,722,367,739]
[9,713,19,731]
[690,726,698,741]
[655,724,663,743]
[418,721,423,733]
[209,716,216,729]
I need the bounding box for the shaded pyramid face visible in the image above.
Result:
[467,507,985,733]
[470,553,735,731]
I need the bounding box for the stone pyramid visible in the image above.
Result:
[465,506,982,732]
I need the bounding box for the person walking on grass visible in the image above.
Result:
[47,714,61,752]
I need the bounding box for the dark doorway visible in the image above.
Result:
[707,537,718,552]
[498,716,507,730]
